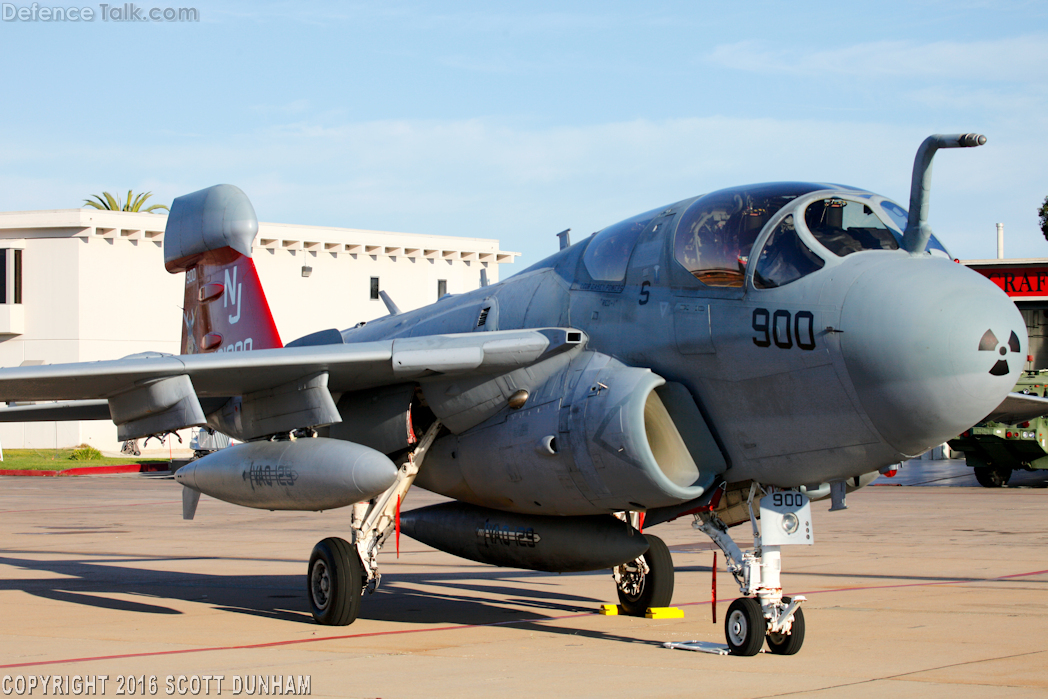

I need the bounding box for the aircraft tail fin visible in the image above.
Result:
[165,185,283,355]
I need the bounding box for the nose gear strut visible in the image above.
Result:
[694,482,810,655]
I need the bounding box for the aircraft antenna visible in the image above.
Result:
[557,229,571,250]
[903,133,986,255]
[379,290,402,316]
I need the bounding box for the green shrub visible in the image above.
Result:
[69,444,104,461]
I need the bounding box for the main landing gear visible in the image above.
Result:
[306,421,442,625]
[695,483,812,656]
[308,537,363,626]
[613,533,675,616]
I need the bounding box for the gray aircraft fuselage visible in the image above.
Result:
[341,182,1023,504]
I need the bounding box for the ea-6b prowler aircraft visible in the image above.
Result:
[0,133,1033,655]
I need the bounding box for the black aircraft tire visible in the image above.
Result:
[974,465,1011,488]
[307,537,364,626]
[616,534,675,616]
[766,598,805,655]
[725,597,765,656]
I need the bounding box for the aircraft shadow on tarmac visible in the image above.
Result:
[0,553,702,648]
[3,547,1024,637]
[0,551,699,649]
[0,552,309,621]
[0,551,698,634]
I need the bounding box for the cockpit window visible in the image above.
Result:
[877,199,951,257]
[753,215,825,289]
[804,198,899,256]
[878,200,909,233]
[582,207,661,282]
[673,183,823,287]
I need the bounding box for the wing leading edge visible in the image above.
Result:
[0,328,585,440]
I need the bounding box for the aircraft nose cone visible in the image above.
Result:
[840,257,1024,456]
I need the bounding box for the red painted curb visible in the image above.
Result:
[0,463,170,477]
[61,463,170,476]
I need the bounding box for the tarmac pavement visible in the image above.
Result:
[0,463,1045,698]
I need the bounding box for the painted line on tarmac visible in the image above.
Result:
[791,566,1048,596]
[672,567,1048,611]
[2,568,1046,670]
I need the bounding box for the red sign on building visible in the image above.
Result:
[974,266,1048,298]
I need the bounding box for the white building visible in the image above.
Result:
[0,208,518,452]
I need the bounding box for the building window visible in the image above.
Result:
[0,250,20,304]
[370,277,379,300]
[437,279,447,299]
[14,250,21,304]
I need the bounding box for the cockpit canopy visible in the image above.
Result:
[752,214,825,289]
[752,197,900,289]
[670,183,951,289]
[579,182,951,291]
[803,198,899,256]
[582,206,663,283]
[672,183,825,287]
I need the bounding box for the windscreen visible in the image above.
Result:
[803,198,899,256]
[877,199,952,256]
[753,215,825,289]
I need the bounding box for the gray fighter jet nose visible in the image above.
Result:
[840,256,1024,456]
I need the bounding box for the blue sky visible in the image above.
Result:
[1,0,1046,268]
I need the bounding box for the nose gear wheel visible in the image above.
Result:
[725,597,764,656]
[766,597,805,654]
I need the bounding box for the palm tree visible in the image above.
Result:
[83,190,169,213]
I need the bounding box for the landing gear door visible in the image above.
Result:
[760,492,814,546]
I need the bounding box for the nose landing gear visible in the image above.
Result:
[695,483,813,656]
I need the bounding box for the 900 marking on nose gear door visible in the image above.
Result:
[752,309,816,351]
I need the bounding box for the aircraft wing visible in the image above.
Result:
[0,328,579,400]
[0,398,232,422]
[0,399,112,421]
[0,328,584,440]
[981,391,1048,425]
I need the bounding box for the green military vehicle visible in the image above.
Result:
[948,370,1048,487]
